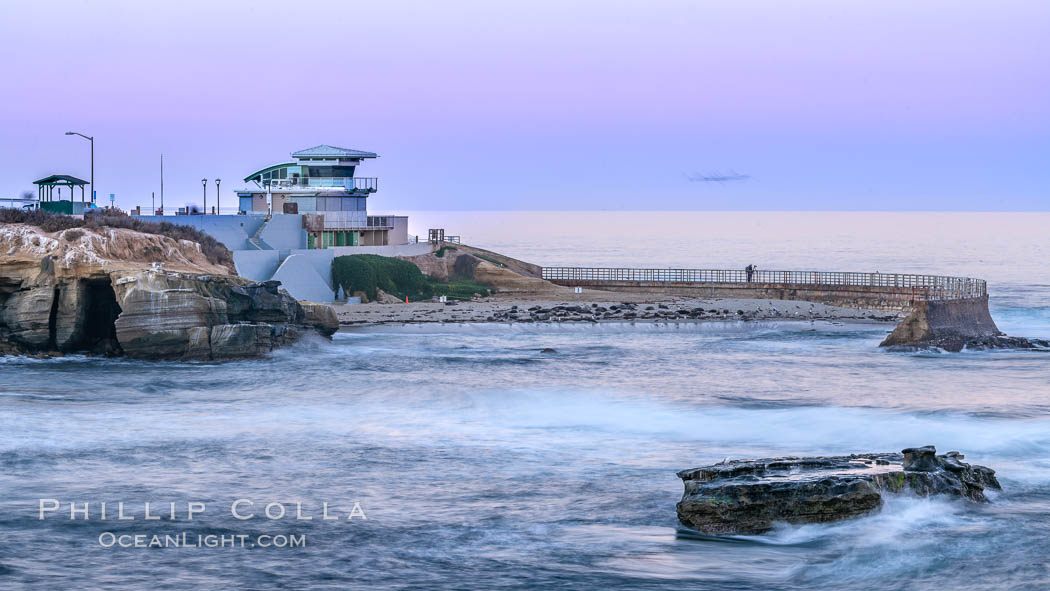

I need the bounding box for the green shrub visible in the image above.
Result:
[365,255,431,300]
[430,280,491,301]
[0,208,83,232]
[474,253,504,266]
[332,255,378,301]
[332,255,493,302]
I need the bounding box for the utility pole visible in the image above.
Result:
[64,131,94,203]
[160,154,164,214]
[215,179,221,215]
[201,178,207,215]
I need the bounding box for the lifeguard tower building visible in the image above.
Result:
[236,145,406,248]
[130,143,421,302]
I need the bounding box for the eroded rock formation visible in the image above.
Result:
[0,223,336,359]
[398,244,559,293]
[880,296,1026,351]
[676,445,1000,535]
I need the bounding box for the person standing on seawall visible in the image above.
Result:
[745,264,754,283]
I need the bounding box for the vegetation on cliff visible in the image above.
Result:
[332,254,490,302]
[332,255,381,300]
[430,280,491,301]
[0,209,233,268]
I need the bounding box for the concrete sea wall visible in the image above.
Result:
[545,274,1003,349]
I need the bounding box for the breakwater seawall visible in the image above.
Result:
[540,266,1001,348]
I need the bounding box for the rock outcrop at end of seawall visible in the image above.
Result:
[676,445,1000,535]
[879,296,1047,351]
[880,296,998,351]
[0,223,337,360]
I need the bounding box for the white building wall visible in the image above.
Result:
[389,216,409,245]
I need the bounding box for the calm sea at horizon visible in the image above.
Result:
[406,211,1050,336]
[0,211,1047,589]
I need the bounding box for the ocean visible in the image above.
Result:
[1,212,1047,590]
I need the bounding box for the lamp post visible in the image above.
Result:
[214,179,221,215]
[64,131,94,203]
[201,178,207,215]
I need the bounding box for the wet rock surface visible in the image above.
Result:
[1,263,337,361]
[884,334,1050,353]
[960,335,1050,351]
[112,272,338,360]
[676,445,1000,535]
[879,296,1022,352]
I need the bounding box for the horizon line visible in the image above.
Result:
[389,209,1050,213]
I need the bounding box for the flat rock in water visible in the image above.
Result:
[676,445,1000,535]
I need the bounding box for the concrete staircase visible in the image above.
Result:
[249,214,272,250]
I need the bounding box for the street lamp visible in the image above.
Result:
[64,131,94,203]
[201,178,207,215]
[214,179,221,215]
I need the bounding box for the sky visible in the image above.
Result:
[0,0,1047,211]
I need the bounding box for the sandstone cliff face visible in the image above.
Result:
[471,261,562,293]
[0,223,233,276]
[399,244,563,294]
[0,223,336,360]
[107,271,335,359]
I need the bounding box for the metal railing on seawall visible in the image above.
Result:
[540,267,987,301]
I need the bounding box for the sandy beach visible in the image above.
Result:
[333,294,902,326]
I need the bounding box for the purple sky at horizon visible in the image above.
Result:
[1,0,1047,211]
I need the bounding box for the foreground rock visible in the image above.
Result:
[676,445,1000,535]
[0,223,336,360]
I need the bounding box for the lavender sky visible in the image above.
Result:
[1,0,1047,211]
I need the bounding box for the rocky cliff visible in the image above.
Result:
[0,223,337,359]
[399,244,564,294]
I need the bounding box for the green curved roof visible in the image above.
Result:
[242,162,296,183]
[34,174,89,186]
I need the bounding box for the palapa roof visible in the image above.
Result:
[33,174,89,186]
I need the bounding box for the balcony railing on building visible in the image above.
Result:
[267,177,378,192]
[322,212,394,230]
